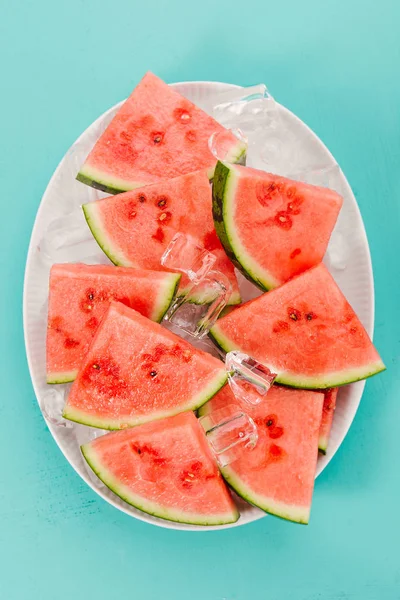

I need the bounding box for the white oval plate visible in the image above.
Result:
[23,81,374,530]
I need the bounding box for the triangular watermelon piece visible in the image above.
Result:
[82,411,239,526]
[83,169,241,304]
[63,301,227,429]
[319,388,338,453]
[198,384,324,524]
[47,263,180,384]
[210,263,385,388]
[77,72,246,194]
[213,161,343,290]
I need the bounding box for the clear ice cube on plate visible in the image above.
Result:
[199,405,258,468]
[225,351,277,406]
[161,234,232,339]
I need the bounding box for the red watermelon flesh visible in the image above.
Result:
[46,263,180,384]
[63,301,227,429]
[83,169,241,304]
[198,384,324,524]
[81,411,239,525]
[210,263,385,389]
[212,161,343,290]
[77,72,246,194]
[319,388,338,453]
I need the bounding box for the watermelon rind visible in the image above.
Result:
[63,370,228,430]
[81,442,239,526]
[220,466,310,524]
[209,325,386,389]
[212,161,280,291]
[225,142,247,166]
[149,272,182,322]
[47,369,79,385]
[318,436,329,455]
[77,164,147,195]
[83,201,133,267]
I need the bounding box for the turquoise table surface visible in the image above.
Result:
[1,0,399,598]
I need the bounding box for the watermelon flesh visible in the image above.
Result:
[82,411,239,526]
[198,384,324,524]
[77,72,246,194]
[213,161,343,290]
[319,388,338,453]
[46,263,180,384]
[83,169,241,304]
[63,301,227,429]
[210,263,385,388]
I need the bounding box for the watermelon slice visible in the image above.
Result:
[83,169,241,304]
[212,161,343,290]
[63,301,227,429]
[198,384,324,524]
[47,263,180,384]
[77,72,246,194]
[210,264,385,388]
[318,388,338,453]
[81,411,239,525]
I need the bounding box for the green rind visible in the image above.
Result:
[82,202,132,267]
[46,369,79,385]
[151,273,182,322]
[318,438,328,455]
[197,402,211,418]
[209,325,386,389]
[212,161,278,291]
[221,467,310,524]
[77,164,148,195]
[77,171,127,195]
[225,140,247,166]
[81,443,239,526]
[212,162,251,276]
[178,286,241,307]
[63,370,228,430]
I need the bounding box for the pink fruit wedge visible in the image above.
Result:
[209,263,385,389]
[77,72,246,194]
[212,161,343,290]
[83,169,241,304]
[82,411,239,526]
[198,385,324,524]
[63,301,227,429]
[47,263,180,384]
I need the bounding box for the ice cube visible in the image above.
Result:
[199,406,258,468]
[203,83,272,119]
[51,144,109,217]
[226,351,277,406]
[288,163,344,193]
[164,269,232,339]
[161,232,216,283]
[325,230,349,271]
[38,208,108,266]
[208,128,248,163]
[41,385,74,429]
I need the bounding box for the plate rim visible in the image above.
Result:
[23,80,374,531]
